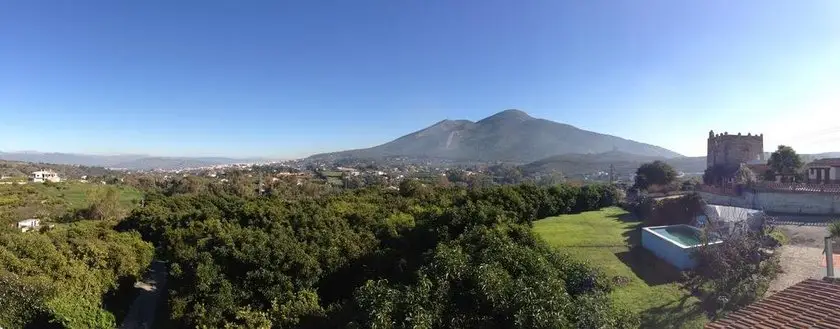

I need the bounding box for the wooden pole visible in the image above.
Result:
[827,237,834,278]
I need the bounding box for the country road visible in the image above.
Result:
[120,260,167,329]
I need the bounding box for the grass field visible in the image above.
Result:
[0,182,143,224]
[534,207,708,329]
[40,183,143,208]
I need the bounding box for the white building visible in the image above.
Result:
[16,219,41,232]
[30,170,60,183]
[807,158,840,184]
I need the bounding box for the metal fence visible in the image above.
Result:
[757,182,840,194]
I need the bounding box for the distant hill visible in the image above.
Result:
[0,159,115,179]
[522,151,707,179]
[524,150,840,180]
[0,152,145,167]
[108,157,248,170]
[309,109,682,163]
[799,152,840,163]
[0,152,261,170]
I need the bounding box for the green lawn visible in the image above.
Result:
[534,207,708,329]
[39,183,143,208]
[0,182,143,224]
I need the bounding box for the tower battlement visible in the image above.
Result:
[707,130,764,169]
[708,130,763,141]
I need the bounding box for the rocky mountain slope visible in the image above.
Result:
[309,109,682,163]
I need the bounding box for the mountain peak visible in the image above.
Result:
[308,109,682,162]
[479,109,533,123]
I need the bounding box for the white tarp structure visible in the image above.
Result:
[694,205,765,237]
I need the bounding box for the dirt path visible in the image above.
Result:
[120,260,167,329]
[766,217,831,295]
[767,245,823,295]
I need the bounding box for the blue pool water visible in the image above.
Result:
[641,225,721,270]
[650,226,703,247]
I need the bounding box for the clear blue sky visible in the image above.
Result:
[2,0,839,158]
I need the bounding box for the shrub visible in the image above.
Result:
[829,220,840,239]
[570,293,640,329]
[689,230,781,317]
[573,185,602,213]
[734,164,757,185]
[643,193,704,227]
[767,229,788,246]
[681,180,698,191]
[557,254,613,296]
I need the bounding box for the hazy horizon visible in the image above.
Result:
[2,1,839,158]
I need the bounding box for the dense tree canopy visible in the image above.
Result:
[767,145,803,177]
[0,221,153,329]
[118,182,634,328]
[1,170,634,328]
[634,161,678,190]
[487,164,524,185]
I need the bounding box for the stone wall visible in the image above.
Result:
[698,190,840,215]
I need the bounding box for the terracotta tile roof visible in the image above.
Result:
[706,278,840,329]
[808,158,840,167]
[747,163,769,172]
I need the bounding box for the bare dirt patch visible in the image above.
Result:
[766,215,832,295]
[767,245,823,295]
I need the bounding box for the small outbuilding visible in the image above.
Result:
[16,218,41,232]
[694,204,765,237]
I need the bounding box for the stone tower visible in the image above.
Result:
[707,130,764,169]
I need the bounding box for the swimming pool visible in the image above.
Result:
[641,225,721,270]
[649,225,703,247]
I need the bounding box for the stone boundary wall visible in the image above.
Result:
[697,190,840,215]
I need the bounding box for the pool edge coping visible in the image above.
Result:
[642,224,723,249]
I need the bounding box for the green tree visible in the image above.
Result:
[767,145,803,178]
[398,179,426,197]
[634,161,677,190]
[467,173,495,189]
[362,174,388,187]
[488,164,523,185]
[84,186,122,221]
[446,169,470,184]
[535,171,565,186]
[343,175,365,189]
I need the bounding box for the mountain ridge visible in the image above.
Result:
[309,109,683,163]
[0,151,268,170]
